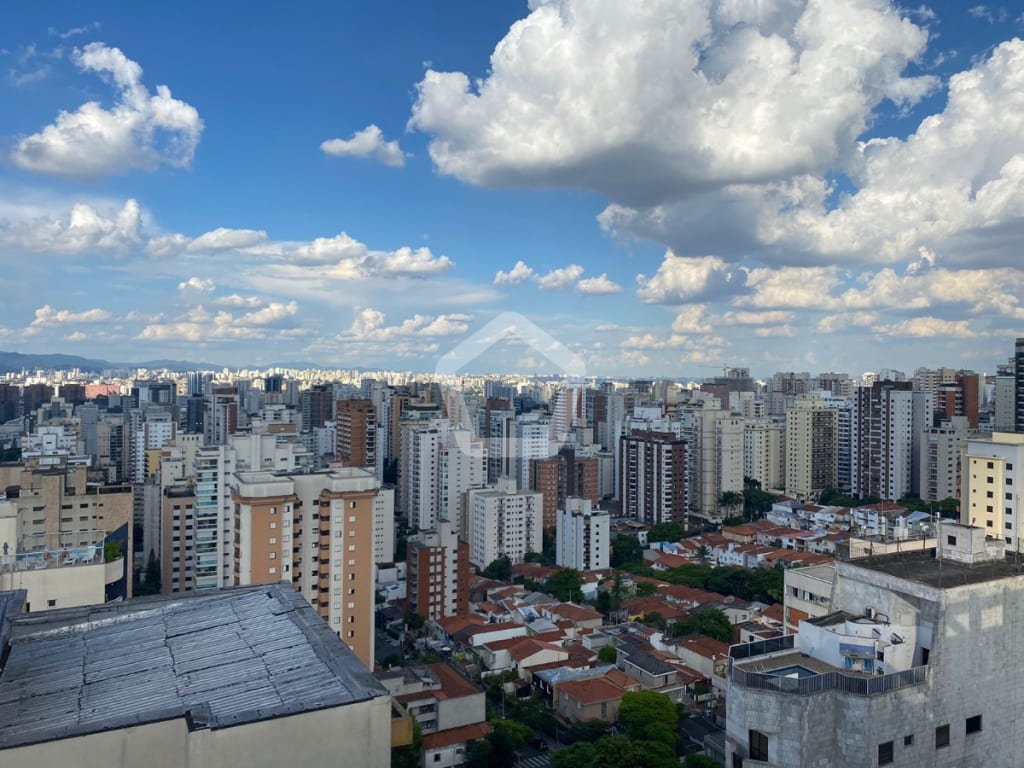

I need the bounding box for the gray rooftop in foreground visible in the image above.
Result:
[846,549,1024,589]
[0,585,386,750]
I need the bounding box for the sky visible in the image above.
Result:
[1,1,1024,378]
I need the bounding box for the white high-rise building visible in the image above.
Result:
[466,477,543,568]
[556,497,609,572]
[373,487,395,565]
[399,417,485,532]
[512,416,553,491]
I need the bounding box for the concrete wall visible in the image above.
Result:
[437,691,485,732]
[0,559,107,612]
[1,696,392,768]
[728,563,1024,767]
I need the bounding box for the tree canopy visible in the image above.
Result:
[598,644,618,663]
[671,608,734,644]
[618,691,678,751]
[611,534,644,568]
[648,521,687,543]
[482,555,512,581]
[545,568,584,602]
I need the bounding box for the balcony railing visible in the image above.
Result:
[730,663,928,697]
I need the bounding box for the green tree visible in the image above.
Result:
[618,691,679,751]
[523,551,545,563]
[482,555,512,581]
[406,611,425,631]
[685,755,725,768]
[719,490,744,520]
[551,741,598,768]
[542,528,557,565]
[648,521,687,542]
[743,477,780,519]
[545,568,584,602]
[567,719,610,743]
[598,644,618,664]
[749,566,784,603]
[671,608,734,644]
[662,563,712,588]
[643,611,666,630]
[635,580,657,598]
[595,590,612,615]
[611,534,643,568]
[487,718,530,768]
[509,695,556,736]
[464,738,493,768]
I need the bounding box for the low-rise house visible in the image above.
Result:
[422,722,492,768]
[672,636,730,692]
[384,663,485,737]
[555,675,627,725]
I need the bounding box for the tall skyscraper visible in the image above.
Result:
[618,431,687,525]
[852,380,929,501]
[556,497,609,572]
[335,399,377,470]
[785,396,838,502]
[1015,337,1024,433]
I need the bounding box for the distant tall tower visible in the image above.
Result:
[1015,338,1024,433]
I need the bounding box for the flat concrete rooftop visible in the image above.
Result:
[846,548,1024,589]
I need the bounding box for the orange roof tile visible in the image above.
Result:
[557,675,625,706]
[422,722,492,750]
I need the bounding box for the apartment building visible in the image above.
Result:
[919,417,968,503]
[962,431,1024,551]
[336,398,377,470]
[618,430,687,525]
[0,458,132,604]
[744,419,785,492]
[726,523,1024,767]
[407,520,469,621]
[785,396,838,503]
[465,477,543,568]
[852,380,931,501]
[556,497,609,571]
[231,467,381,669]
[530,448,600,529]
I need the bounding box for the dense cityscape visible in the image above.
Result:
[0,333,1020,766]
[4,1,1024,766]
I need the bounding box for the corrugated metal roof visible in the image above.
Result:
[0,585,386,750]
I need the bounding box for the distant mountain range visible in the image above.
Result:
[0,351,222,374]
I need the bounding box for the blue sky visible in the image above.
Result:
[1,1,1023,377]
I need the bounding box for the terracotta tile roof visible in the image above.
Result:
[509,639,566,663]
[547,602,603,622]
[460,621,523,637]
[761,603,785,624]
[676,636,730,659]
[435,614,485,635]
[606,668,640,690]
[422,722,492,750]
[557,675,625,706]
[427,663,480,700]
[621,597,683,621]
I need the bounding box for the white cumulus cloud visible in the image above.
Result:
[576,273,621,295]
[12,42,203,179]
[494,260,535,285]
[536,264,584,291]
[321,124,406,167]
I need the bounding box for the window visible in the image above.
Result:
[947,535,957,546]
[350,501,357,509]
[47,599,56,608]
[349,515,357,523]
[749,730,768,762]
[988,462,994,469]
[269,552,276,559]
[269,521,277,529]
[878,741,894,765]
[966,715,982,734]
[987,520,994,528]
[904,734,914,746]
[269,567,277,575]
[935,724,950,748]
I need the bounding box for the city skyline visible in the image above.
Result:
[2,2,1023,375]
